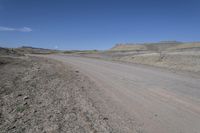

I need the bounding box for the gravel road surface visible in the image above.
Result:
[44,54,200,133]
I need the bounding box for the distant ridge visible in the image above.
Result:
[20,46,54,50]
[157,41,183,44]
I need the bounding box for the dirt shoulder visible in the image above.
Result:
[0,56,113,133]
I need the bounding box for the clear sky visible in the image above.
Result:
[0,0,200,50]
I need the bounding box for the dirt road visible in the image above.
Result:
[45,54,200,133]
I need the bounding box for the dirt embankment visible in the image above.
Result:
[0,56,112,133]
[117,51,200,73]
[105,42,200,73]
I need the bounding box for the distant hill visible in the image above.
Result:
[110,41,200,52]
[15,46,59,54]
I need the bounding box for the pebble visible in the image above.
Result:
[23,96,29,100]
[17,93,22,97]
[75,70,79,73]
[103,117,108,120]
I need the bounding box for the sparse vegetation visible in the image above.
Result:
[63,50,99,54]
[16,106,26,113]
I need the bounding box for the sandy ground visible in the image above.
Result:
[43,54,200,133]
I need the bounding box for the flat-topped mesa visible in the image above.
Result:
[111,43,147,51]
[110,41,200,52]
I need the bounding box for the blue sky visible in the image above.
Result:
[0,0,200,50]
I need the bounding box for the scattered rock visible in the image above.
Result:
[23,96,29,100]
[103,117,108,120]
[0,56,113,132]
[23,102,28,105]
[10,126,16,130]
[17,93,22,97]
